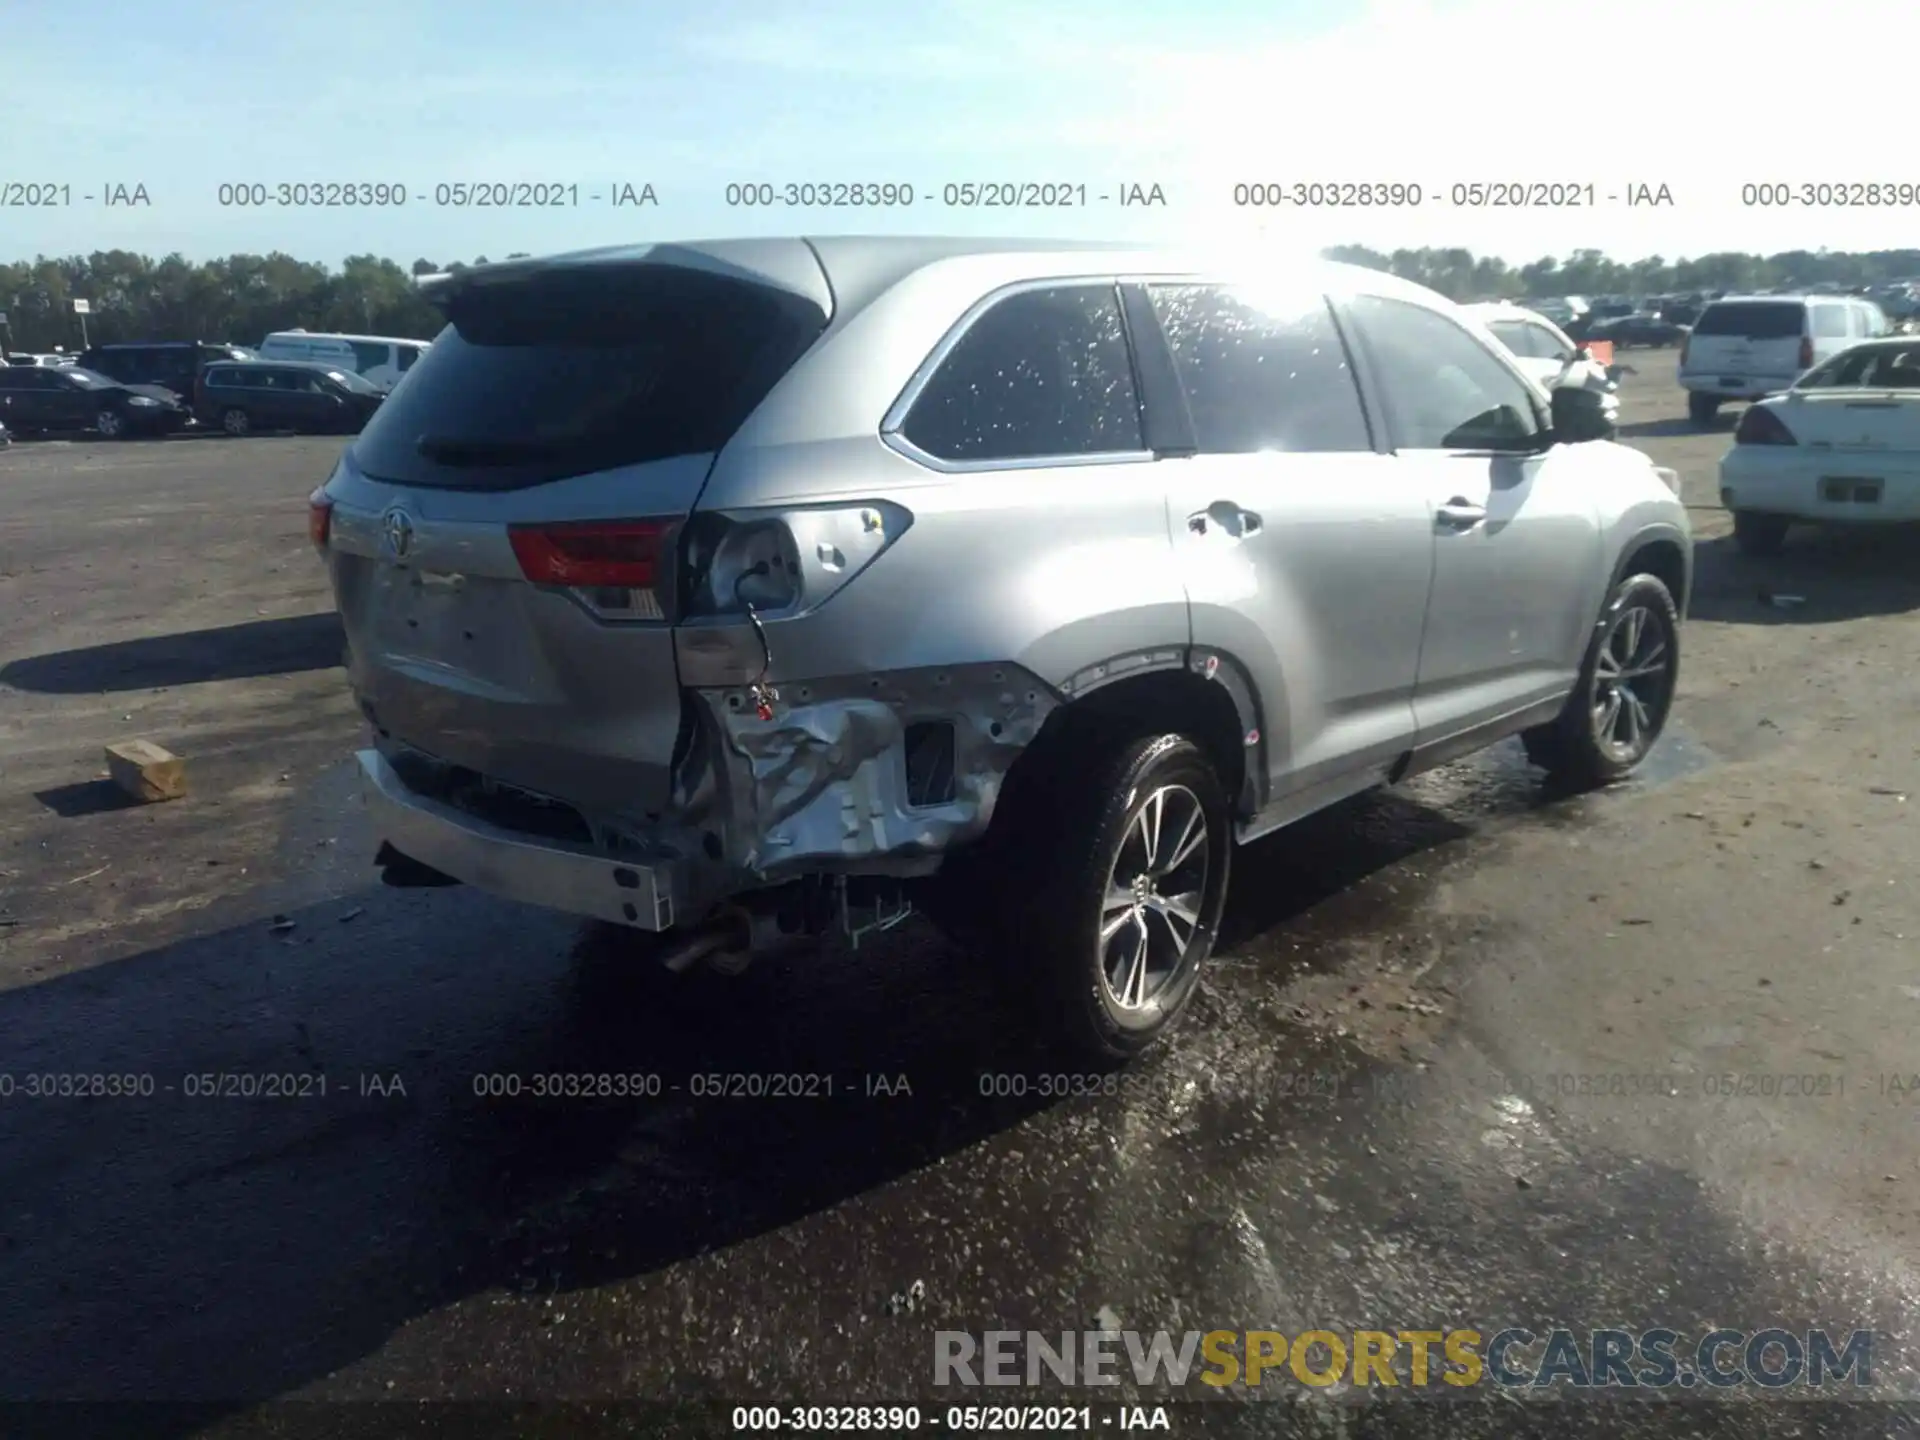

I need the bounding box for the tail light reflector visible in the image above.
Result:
[308,488,333,549]
[1734,405,1796,446]
[509,520,672,588]
[1799,336,1814,369]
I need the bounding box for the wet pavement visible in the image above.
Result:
[5,388,1920,1438]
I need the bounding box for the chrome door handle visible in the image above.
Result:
[1435,498,1487,530]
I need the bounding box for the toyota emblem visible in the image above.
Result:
[383,508,415,560]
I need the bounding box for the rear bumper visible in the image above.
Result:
[1678,373,1794,401]
[356,748,685,931]
[1719,450,1920,521]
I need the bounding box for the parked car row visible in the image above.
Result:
[0,331,422,441]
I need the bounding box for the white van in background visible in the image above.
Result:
[1678,295,1889,426]
[257,331,429,391]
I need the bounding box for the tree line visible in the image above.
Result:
[5,244,1920,352]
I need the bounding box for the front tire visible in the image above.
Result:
[1731,510,1790,556]
[1687,393,1720,426]
[222,408,251,436]
[1016,734,1232,1063]
[1522,573,1680,788]
[95,408,126,439]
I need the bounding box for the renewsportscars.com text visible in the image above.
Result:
[934,1327,1875,1390]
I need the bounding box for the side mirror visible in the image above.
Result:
[1550,384,1614,444]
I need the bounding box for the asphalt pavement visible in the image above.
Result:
[3,369,1920,1439]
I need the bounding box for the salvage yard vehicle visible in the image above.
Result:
[1680,295,1888,426]
[1719,335,1920,554]
[258,331,428,392]
[0,364,190,438]
[1463,301,1620,434]
[313,237,1693,1061]
[75,340,252,403]
[197,359,386,435]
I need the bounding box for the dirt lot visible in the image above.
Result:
[3,369,1920,1438]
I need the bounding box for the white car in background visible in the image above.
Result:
[1464,302,1620,428]
[1718,335,1920,553]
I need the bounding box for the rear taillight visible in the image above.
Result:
[1799,336,1814,369]
[307,488,333,550]
[1734,405,1796,446]
[509,519,672,588]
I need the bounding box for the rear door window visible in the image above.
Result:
[1692,302,1806,339]
[899,284,1142,463]
[1347,294,1546,451]
[1146,284,1372,452]
[353,265,829,490]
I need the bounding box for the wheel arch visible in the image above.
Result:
[1007,649,1270,823]
[1611,524,1692,619]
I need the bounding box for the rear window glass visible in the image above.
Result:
[351,269,829,490]
[1692,302,1805,339]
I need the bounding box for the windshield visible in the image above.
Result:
[64,368,114,387]
[325,368,380,394]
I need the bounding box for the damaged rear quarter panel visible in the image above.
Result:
[693,665,1056,880]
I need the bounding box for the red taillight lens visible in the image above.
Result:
[1734,405,1796,446]
[509,520,671,588]
[307,488,333,549]
[1799,336,1814,369]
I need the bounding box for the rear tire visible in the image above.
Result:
[1010,733,1232,1064]
[1731,510,1790,556]
[1521,573,1680,789]
[1687,393,1720,426]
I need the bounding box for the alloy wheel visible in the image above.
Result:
[1098,784,1211,1011]
[1591,604,1673,760]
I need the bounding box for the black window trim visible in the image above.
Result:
[879,275,1153,474]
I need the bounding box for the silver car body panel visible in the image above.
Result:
[327,236,1692,931]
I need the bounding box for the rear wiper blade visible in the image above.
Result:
[415,434,561,466]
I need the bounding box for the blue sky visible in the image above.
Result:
[8,0,1918,268]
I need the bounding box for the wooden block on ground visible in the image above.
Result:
[104,739,187,803]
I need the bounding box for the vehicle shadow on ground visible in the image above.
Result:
[0,756,1534,1425]
[1687,526,1920,625]
[0,612,344,693]
[1616,413,1736,439]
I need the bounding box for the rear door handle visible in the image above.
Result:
[1435,498,1487,530]
[1188,501,1263,538]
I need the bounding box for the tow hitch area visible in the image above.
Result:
[654,876,916,975]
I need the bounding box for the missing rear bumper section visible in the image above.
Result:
[355,662,1057,933]
[358,748,683,930]
[692,662,1058,881]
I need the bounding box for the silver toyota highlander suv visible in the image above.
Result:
[311,237,1692,1061]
